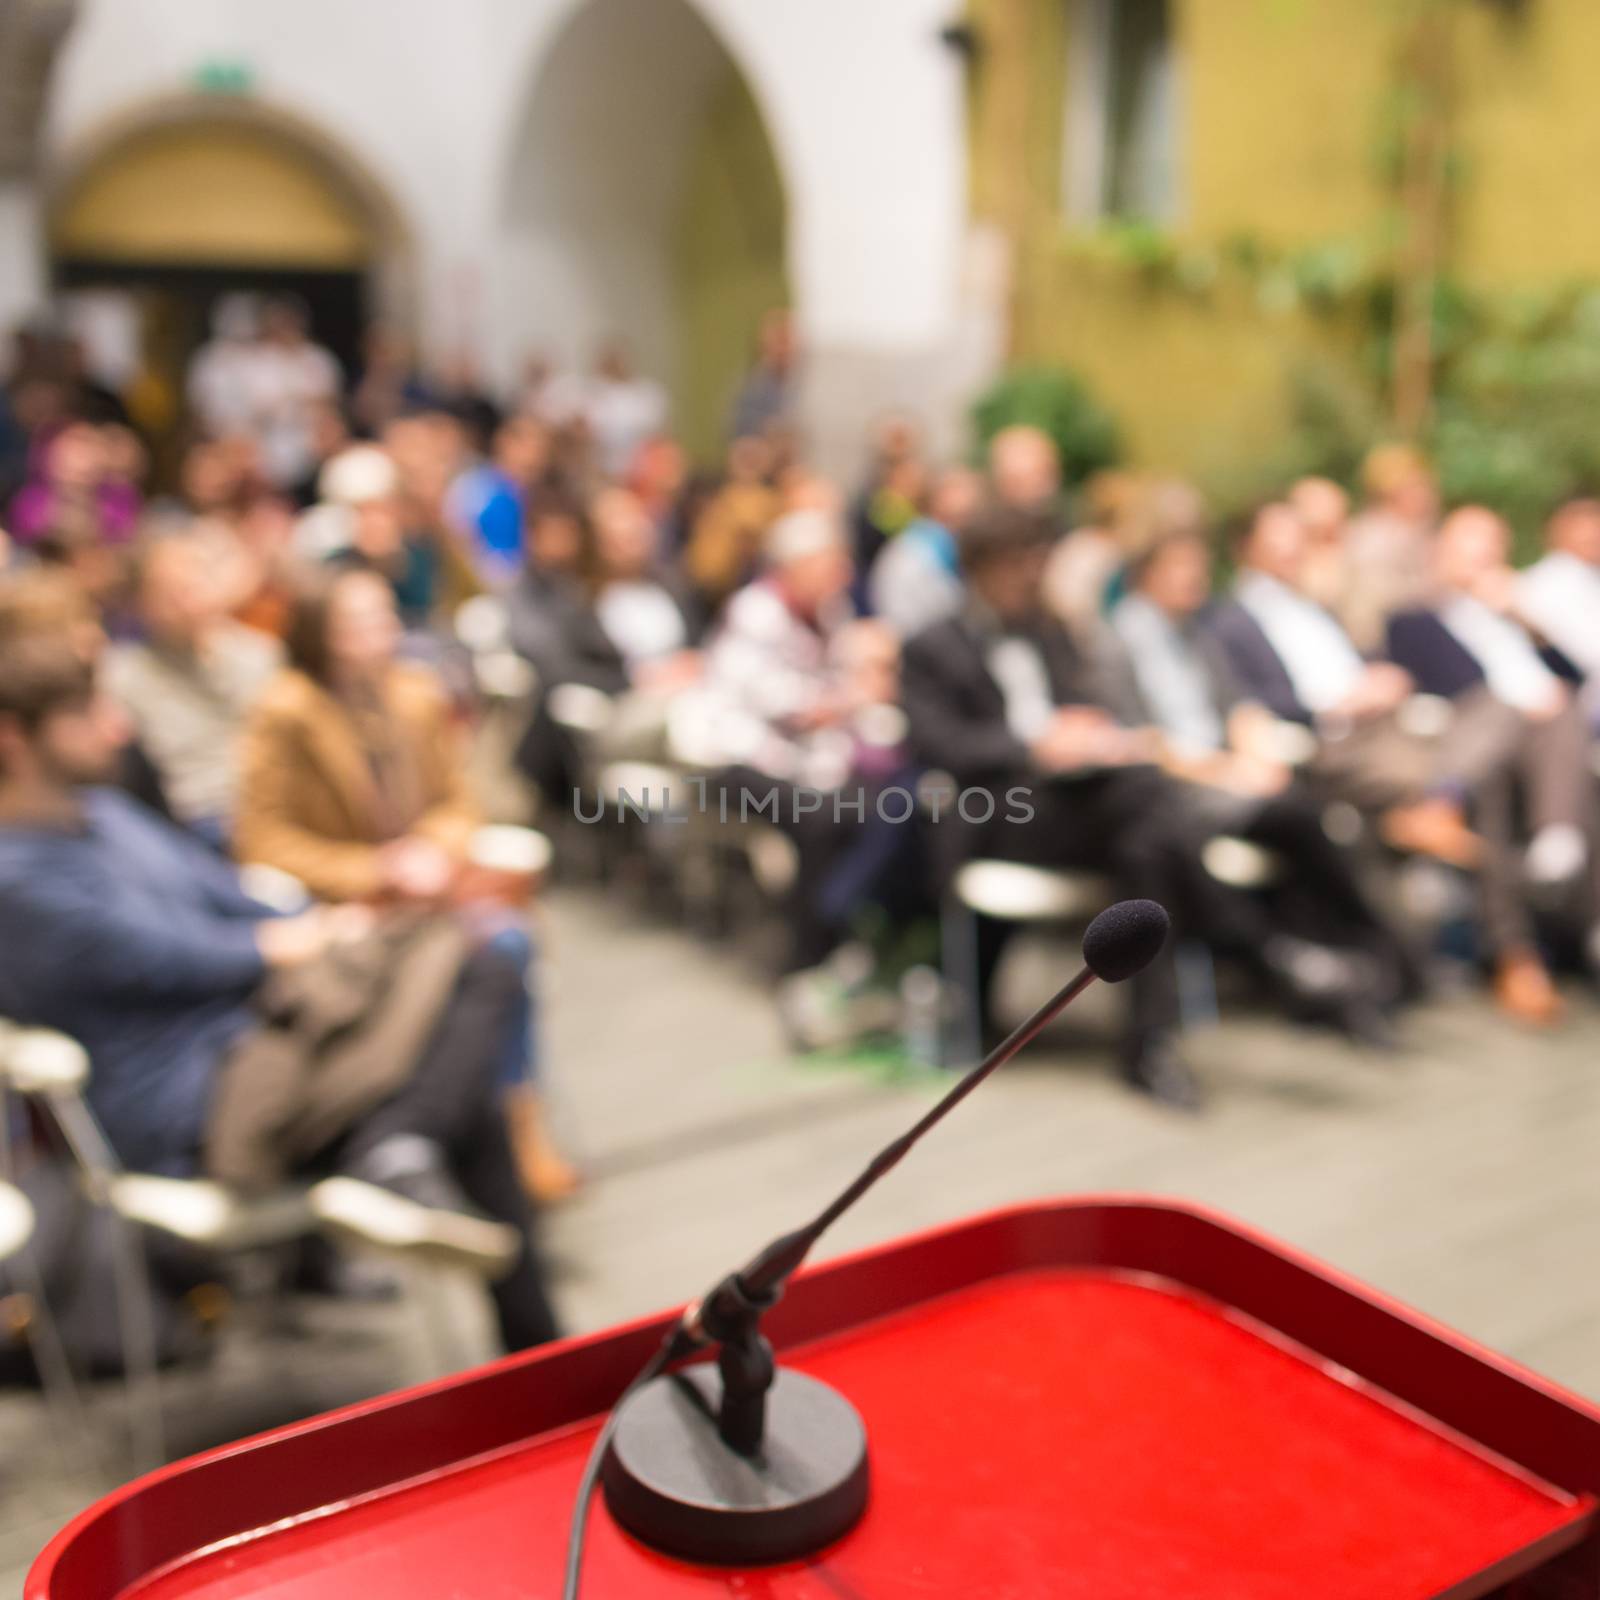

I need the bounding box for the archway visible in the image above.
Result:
[501,0,788,461]
[45,98,412,469]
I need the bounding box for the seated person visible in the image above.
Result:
[506,492,591,682]
[511,488,697,703]
[1206,500,1491,868]
[1340,444,1440,651]
[585,484,698,690]
[505,493,599,808]
[519,485,701,775]
[900,506,1389,1109]
[1,563,173,817]
[1387,506,1598,1021]
[867,466,981,639]
[1287,475,1353,613]
[1517,496,1600,710]
[703,507,929,999]
[9,417,141,550]
[0,636,557,1351]
[685,435,780,618]
[233,563,577,1198]
[104,525,281,849]
[448,413,551,588]
[849,415,926,606]
[1109,529,1421,1018]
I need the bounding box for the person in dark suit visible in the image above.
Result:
[1108,530,1422,1020]
[1206,500,1496,869]
[1386,506,1598,1023]
[900,506,1379,1109]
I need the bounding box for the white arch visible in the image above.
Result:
[494,0,779,397]
[693,0,967,352]
[42,93,418,319]
[490,0,976,464]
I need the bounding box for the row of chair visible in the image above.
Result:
[446,584,1291,1062]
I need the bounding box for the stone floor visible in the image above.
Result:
[5,884,1600,1592]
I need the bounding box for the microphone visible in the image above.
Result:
[1082,895,1172,983]
[566,900,1170,1590]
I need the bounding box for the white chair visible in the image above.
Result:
[924,768,1286,1066]
[546,682,616,741]
[237,861,312,914]
[939,861,1119,1067]
[454,595,510,656]
[0,1024,318,1469]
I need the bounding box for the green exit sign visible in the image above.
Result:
[192,58,255,95]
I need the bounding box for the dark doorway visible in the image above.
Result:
[52,259,366,488]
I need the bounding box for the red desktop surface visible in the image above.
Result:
[29,1198,1600,1600]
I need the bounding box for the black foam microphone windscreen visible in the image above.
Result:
[1081,899,1171,983]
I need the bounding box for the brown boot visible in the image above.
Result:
[504,1086,582,1205]
[1380,799,1484,870]
[1493,950,1565,1028]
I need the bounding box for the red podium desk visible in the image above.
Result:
[28,1197,1600,1599]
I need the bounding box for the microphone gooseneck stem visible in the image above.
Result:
[718,962,1099,1307]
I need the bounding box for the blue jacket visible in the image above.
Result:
[0,790,267,1173]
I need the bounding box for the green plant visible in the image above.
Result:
[970,365,1122,486]
[1280,282,1600,558]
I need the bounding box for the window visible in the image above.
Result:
[1064,0,1181,225]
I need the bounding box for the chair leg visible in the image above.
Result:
[107,1212,166,1471]
[940,897,984,1070]
[1174,939,1220,1029]
[12,1240,100,1477]
[409,1259,484,1379]
[41,1091,167,1469]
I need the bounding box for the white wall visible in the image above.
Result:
[497,0,732,392]
[41,0,988,466]
[0,181,45,335]
[43,0,508,359]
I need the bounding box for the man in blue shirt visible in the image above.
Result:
[0,634,556,1350]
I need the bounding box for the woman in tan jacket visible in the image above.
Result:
[235,564,577,1200]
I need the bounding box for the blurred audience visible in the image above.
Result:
[9,417,142,548]
[901,505,1399,1108]
[705,507,925,1003]
[1207,501,1486,871]
[1518,496,1600,702]
[1341,444,1439,651]
[0,631,557,1352]
[686,433,780,616]
[104,528,281,848]
[850,415,926,592]
[2,282,1599,1185]
[449,413,551,586]
[730,309,799,442]
[1108,529,1422,1023]
[868,465,981,637]
[1388,507,1599,1019]
[233,565,576,1198]
[1287,474,1352,612]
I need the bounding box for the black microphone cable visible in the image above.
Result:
[561,1321,699,1600]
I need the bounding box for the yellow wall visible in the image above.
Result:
[1452,0,1600,284]
[52,121,372,268]
[671,62,789,463]
[971,0,1600,485]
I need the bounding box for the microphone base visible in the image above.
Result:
[601,1363,869,1566]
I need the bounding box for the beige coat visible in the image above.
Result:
[204,913,467,1190]
[234,666,480,903]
